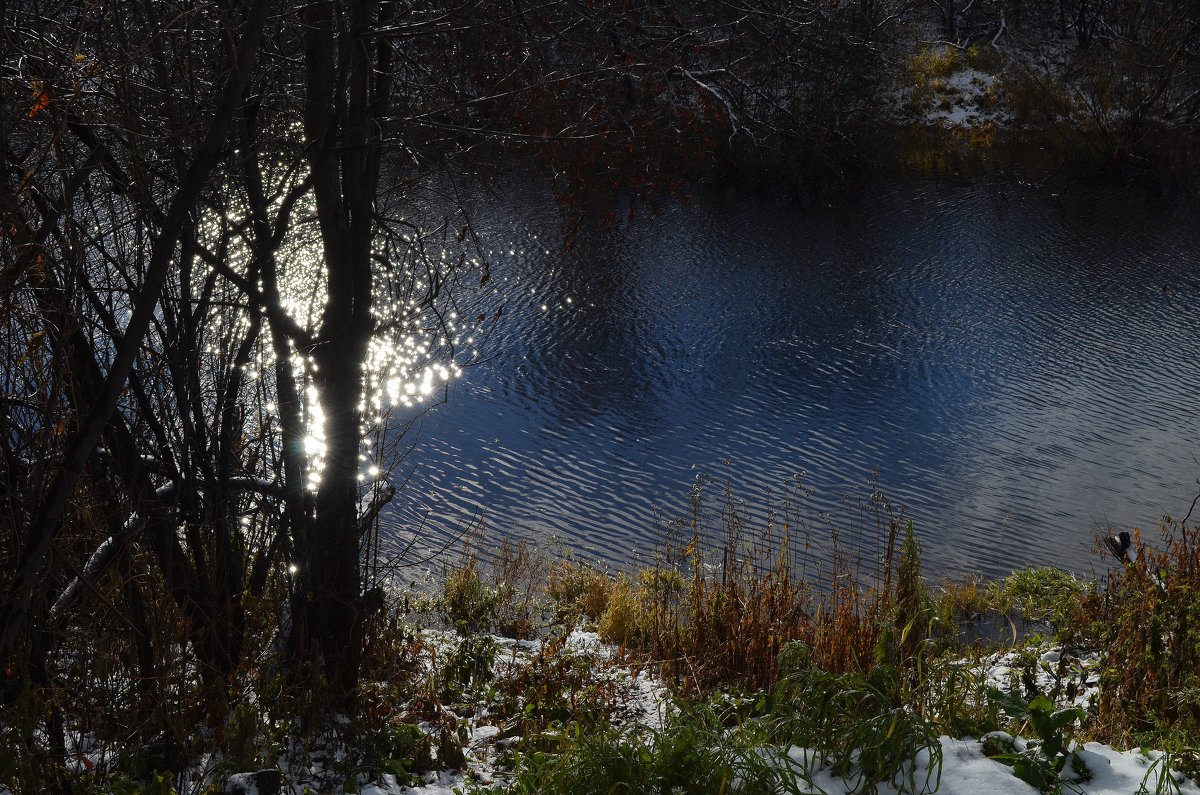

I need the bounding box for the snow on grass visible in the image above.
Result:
[984,645,1101,711]
[559,628,669,730]
[363,771,465,795]
[788,737,1199,795]
[920,68,1004,127]
[207,634,1197,795]
[339,626,668,793]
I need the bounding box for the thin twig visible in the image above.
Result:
[1182,484,1200,527]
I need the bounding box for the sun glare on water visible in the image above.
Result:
[276,216,474,488]
[200,186,493,492]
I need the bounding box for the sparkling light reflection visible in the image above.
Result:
[199,184,481,491]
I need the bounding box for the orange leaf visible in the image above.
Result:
[29,91,50,118]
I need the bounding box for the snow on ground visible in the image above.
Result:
[375,733,1197,795]
[329,637,1192,795]
[918,68,1006,128]
[83,633,1184,794]
[361,771,463,795]
[791,737,1198,795]
[12,631,1192,794]
[330,627,668,795]
[984,645,1101,710]
[556,628,669,730]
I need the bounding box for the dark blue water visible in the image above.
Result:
[382,177,1200,580]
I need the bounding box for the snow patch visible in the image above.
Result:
[787,736,1200,795]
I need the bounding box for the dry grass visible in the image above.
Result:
[1083,520,1200,772]
[431,481,952,696]
[16,473,1200,791]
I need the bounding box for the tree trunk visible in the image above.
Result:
[291,0,388,711]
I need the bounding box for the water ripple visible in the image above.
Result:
[383,178,1200,580]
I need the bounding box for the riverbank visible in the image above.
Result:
[16,514,1199,794]
[442,1,1200,223]
[712,16,1200,196]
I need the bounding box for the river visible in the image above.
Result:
[379,175,1200,581]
